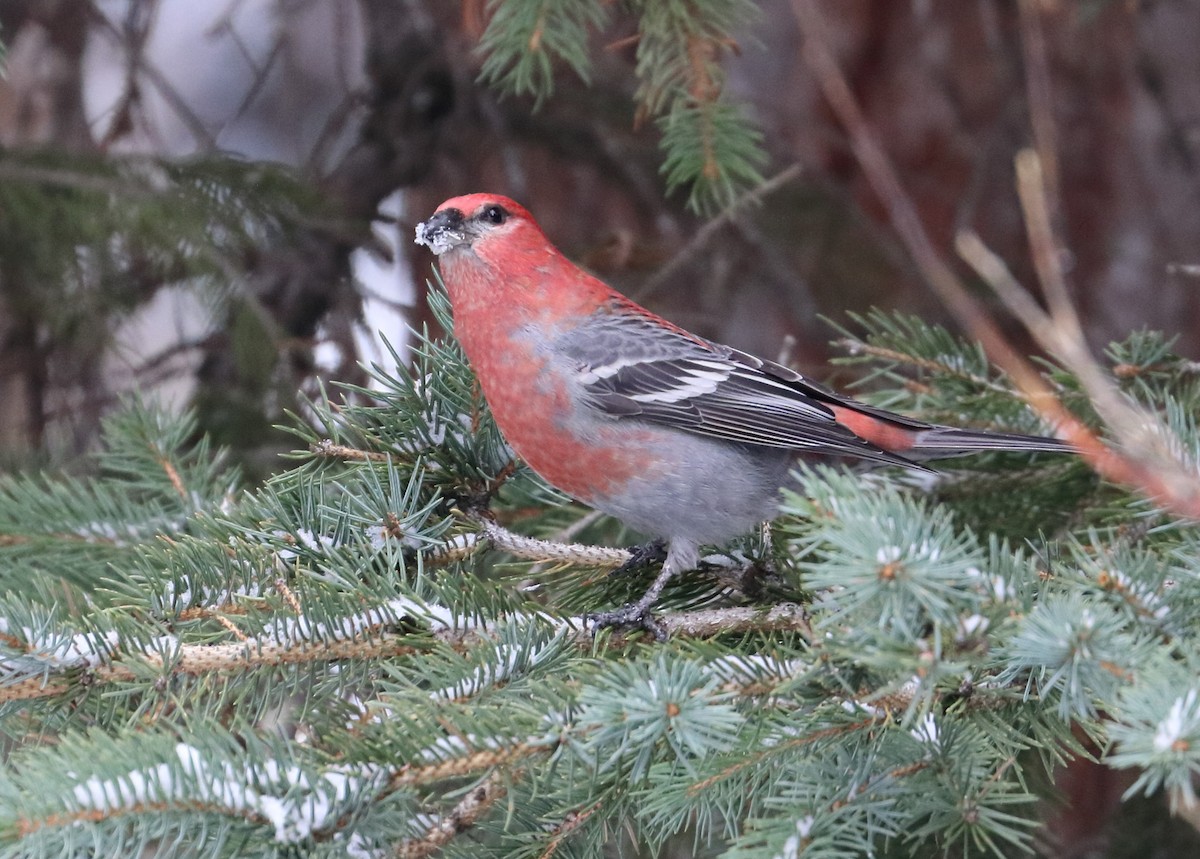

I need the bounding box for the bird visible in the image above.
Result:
[414,193,1070,637]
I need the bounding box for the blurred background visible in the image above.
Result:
[1,1,1199,855]
[2,0,1198,472]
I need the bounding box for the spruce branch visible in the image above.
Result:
[538,800,604,859]
[686,716,881,798]
[478,0,609,102]
[310,439,390,463]
[474,515,632,568]
[388,747,542,791]
[0,630,424,704]
[15,798,272,839]
[474,0,767,211]
[1,233,1197,855]
[392,772,507,858]
[0,601,813,704]
[829,331,1010,395]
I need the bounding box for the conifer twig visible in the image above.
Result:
[310,439,390,463]
[387,745,545,790]
[538,802,603,859]
[392,772,506,858]
[830,338,1009,392]
[0,604,813,704]
[475,517,632,568]
[651,603,811,641]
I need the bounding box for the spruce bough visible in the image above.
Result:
[0,304,1196,857]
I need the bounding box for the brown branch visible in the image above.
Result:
[393,772,506,858]
[309,439,391,463]
[791,1,1073,400]
[210,613,249,642]
[653,603,811,640]
[792,0,1200,521]
[528,4,547,53]
[791,2,999,344]
[686,35,721,182]
[423,532,485,567]
[153,450,188,503]
[956,228,1200,519]
[687,716,879,796]
[16,798,270,838]
[0,633,423,704]
[475,517,631,569]
[791,0,1065,395]
[388,745,543,792]
[538,801,604,859]
[0,603,812,704]
[1013,149,1080,341]
[685,34,721,104]
[0,531,119,547]
[274,577,304,616]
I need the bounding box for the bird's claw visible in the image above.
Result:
[585,602,667,641]
[608,539,668,579]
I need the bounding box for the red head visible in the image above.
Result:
[415,193,618,317]
[415,194,548,262]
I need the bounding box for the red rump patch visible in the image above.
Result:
[828,405,920,453]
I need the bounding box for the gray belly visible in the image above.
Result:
[588,432,794,546]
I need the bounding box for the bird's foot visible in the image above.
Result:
[589,550,679,641]
[608,539,668,578]
[585,599,666,641]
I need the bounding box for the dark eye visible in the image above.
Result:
[481,205,508,225]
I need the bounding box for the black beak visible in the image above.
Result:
[423,208,463,233]
[414,207,467,254]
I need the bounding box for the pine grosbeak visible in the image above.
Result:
[415,193,1068,636]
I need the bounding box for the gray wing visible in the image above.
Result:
[556,308,927,468]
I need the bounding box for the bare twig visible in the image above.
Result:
[1014,150,1080,340]
[306,89,370,173]
[793,0,1200,520]
[92,13,218,150]
[791,2,1062,404]
[1016,0,1062,225]
[225,38,285,127]
[636,162,804,301]
[958,161,1200,518]
[792,0,1066,394]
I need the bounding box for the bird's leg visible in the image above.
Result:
[586,562,677,641]
[608,539,668,578]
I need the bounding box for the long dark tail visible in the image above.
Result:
[909,425,1071,457]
